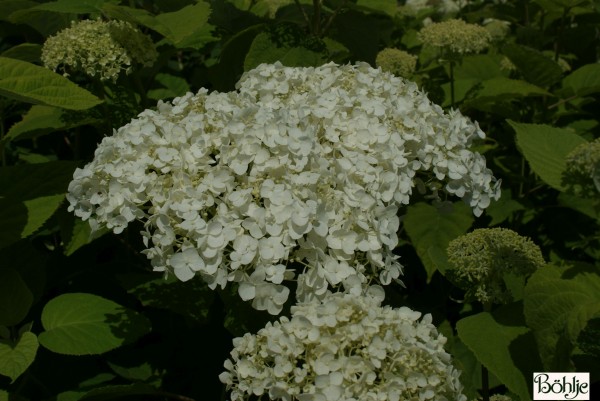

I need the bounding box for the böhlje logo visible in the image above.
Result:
[533,372,590,400]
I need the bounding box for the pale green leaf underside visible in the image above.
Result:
[0,332,39,382]
[0,57,102,110]
[510,120,587,190]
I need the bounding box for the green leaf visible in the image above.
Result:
[0,269,33,326]
[562,63,600,97]
[457,304,541,401]
[473,77,551,100]
[22,194,65,238]
[484,189,525,226]
[0,390,7,401]
[0,161,77,244]
[356,0,397,16]
[0,331,39,382]
[403,202,474,280]
[78,383,160,400]
[147,73,190,101]
[509,121,587,190]
[524,263,600,370]
[104,2,216,50]
[244,32,326,71]
[0,43,42,63]
[442,78,479,107]
[12,0,113,14]
[502,44,563,88]
[453,54,506,81]
[557,193,599,220]
[3,106,68,145]
[0,57,102,110]
[117,273,214,325]
[38,293,151,355]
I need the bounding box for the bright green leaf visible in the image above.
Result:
[0,57,102,110]
[502,44,563,88]
[457,304,540,401]
[0,269,33,326]
[38,293,151,355]
[510,121,587,190]
[562,63,600,97]
[0,331,39,382]
[403,202,474,280]
[244,32,326,71]
[524,264,600,370]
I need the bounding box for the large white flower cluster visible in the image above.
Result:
[219,291,466,401]
[67,62,500,313]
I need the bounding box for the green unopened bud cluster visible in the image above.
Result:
[563,138,600,198]
[447,228,545,304]
[376,48,417,78]
[418,19,492,55]
[42,19,157,82]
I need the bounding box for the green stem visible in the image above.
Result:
[481,302,492,401]
[449,61,456,108]
[312,0,321,36]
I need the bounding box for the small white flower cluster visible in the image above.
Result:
[220,291,466,401]
[67,62,499,314]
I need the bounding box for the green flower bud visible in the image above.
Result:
[418,19,492,56]
[447,228,545,305]
[42,19,157,82]
[563,138,600,198]
[376,48,417,78]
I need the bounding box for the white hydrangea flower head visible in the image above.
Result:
[42,18,157,82]
[67,62,500,313]
[220,291,467,401]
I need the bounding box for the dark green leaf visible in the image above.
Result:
[0,43,42,63]
[503,44,563,88]
[0,269,33,326]
[524,263,600,370]
[403,202,474,280]
[244,32,326,71]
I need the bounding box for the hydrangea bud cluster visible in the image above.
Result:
[446,228,545,304]
[376,48,417,78]
[401,0,471,17]
[418,19,492,55]
[42,19,157,82]
[219,291,467,401]
[563,138,600,198]
[67,62,500,313]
